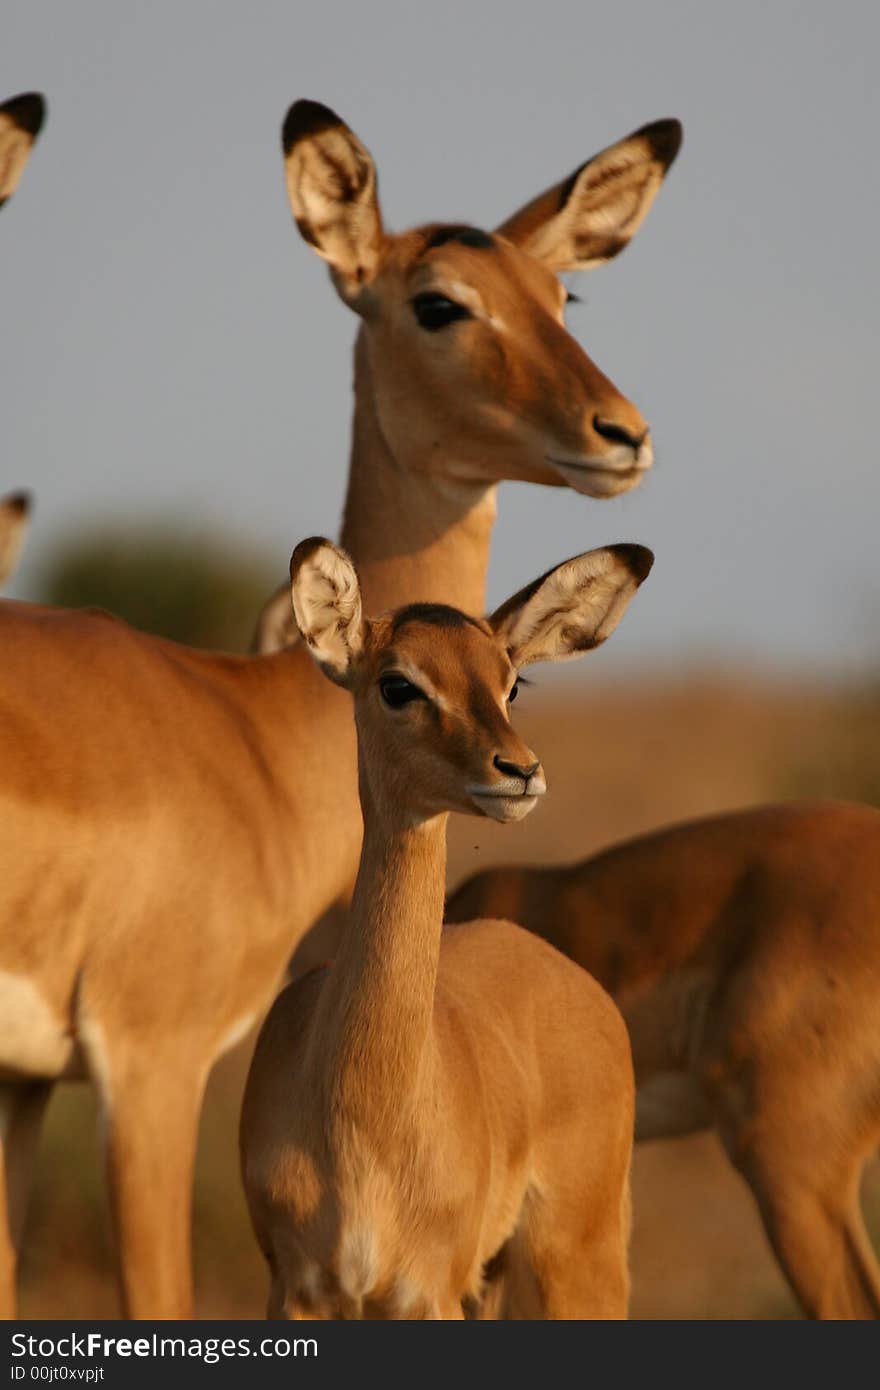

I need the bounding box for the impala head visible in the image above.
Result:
[290,537,652,824]
[0,93,45,209]
[282,100,681,499]
[0,490,32,587]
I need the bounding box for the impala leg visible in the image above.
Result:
[504,1179,631,1320]
[716,1093,880,1319]
[266,1276,288,1320]
[101,1058,206,1319]
[0,1081,53,1318]
[747,1159,880,1319]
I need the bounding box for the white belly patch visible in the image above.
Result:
[0,970,75,1079]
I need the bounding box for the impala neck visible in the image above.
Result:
[316,776,447,1130]
[339,331,496,615]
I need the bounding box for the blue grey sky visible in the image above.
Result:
[3,1,878,674]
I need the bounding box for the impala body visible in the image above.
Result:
[447,800,880,1319]
[242,539,651,1318]
[0,99,680,1316]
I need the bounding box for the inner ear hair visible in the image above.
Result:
[491,543,654,668]
[289,537,364,684]
[281,98,384,297]
[496,117,682,272]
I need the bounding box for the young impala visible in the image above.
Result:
[242,537,652,1319]
[0,99,680,1317]
[446,800,880,1319]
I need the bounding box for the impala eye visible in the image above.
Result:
[379,675,426,708]
[411,292,473,331]
[508,681,520,704]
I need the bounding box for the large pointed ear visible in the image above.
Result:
[290,537,365,686]
[490,544,653,668]
[0,491,32,586]
[496,119,681,272]
[281,99,385,308]
[0,93,46,209]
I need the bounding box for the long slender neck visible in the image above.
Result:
[313,771,448,1131]
[339,331,496,615]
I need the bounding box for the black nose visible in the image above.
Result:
[593,415,648,451]
[494,755,540,780]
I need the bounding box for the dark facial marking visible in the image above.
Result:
[390,602,485,636]
[425,225,494,252]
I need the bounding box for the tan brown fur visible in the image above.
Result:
[446,800,880,1318]
[0,99,679,1316]
[253,103,680,652]
[241,540,650,1318]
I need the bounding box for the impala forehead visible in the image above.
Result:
[373,616,514,702]
[397,227,563,318]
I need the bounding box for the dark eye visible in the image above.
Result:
[508,681,520,704]
[411,292,473,331]
[379,675,425,708]
[565,290,582,305]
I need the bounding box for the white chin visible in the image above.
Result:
[552,461,646,498]
[549,441,653,498]
[471,794,539,824]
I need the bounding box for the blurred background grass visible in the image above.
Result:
[15,524,880,1318]
[38,524,279,652]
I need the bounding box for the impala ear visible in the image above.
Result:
[0,93,46,208]
[290,537,365,686]
[282,99,385,310]
[0,490,32,587]
[490,544,653,668]
[496,118,681,272]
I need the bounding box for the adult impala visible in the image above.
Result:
[0,100,680,1317]
[242,538,651,1318]
[446,801,880,1319]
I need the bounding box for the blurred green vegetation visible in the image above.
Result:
[37,524,281,651]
